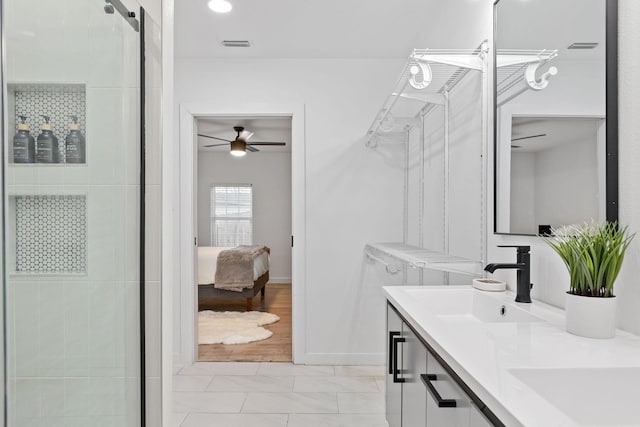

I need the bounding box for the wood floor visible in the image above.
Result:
[198,283,292,362]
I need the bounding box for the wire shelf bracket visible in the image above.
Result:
[496,49,559,106]
[366,42,489,147]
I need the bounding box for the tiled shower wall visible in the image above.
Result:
[3,0,162,425]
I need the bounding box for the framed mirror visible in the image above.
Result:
[493,0,618,235]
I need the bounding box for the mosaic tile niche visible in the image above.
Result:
[15,195,87,274]
[9,83,86,164]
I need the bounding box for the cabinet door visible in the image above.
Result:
[386,304,404,427]
[469,402,494,427]
[424,351,470,427]
[401,326,427,427]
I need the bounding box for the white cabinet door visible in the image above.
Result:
[402,326,427,427]
[386,304,404,427]
[425,351,470,427]
[469,402,494,427]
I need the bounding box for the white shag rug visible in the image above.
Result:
[198,310,280,345]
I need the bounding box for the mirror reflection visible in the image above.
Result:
[494,0,607,235]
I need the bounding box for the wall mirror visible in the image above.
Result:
[493,0,617,235]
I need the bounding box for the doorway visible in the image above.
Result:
[194,116,293,362]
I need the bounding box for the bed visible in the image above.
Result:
[197,246,270,310]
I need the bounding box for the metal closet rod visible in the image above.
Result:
[105,0,140,32]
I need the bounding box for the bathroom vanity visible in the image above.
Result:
[384,286,640,426]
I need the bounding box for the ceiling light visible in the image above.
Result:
[208,0,232,14]
[230,138,246,157]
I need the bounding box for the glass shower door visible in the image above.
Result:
[2,0,145,425]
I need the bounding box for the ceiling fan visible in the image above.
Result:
[198,126,286,157]
[511,133,547,148]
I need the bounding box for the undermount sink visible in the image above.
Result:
[403,287,542,323]
[509,367,640,425]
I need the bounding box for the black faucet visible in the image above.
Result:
[485,245,532,303]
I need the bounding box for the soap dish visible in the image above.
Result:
[472,278,506,292]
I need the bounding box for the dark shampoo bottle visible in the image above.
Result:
[13,115,36,163]
[36,115,59,163]
[65,115,85,163]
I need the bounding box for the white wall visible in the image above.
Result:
[197,151,292,281]
[535,137,598,227]
[175,59,405,363]
[510,152,536,233]
[615,0,640,335]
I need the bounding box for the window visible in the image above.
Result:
[210,185,253,247]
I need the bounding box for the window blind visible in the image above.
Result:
[210,185,253,247]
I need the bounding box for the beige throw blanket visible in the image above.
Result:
[214,245,270,292]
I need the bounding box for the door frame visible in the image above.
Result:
[178,101,306,364]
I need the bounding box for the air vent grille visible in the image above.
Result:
[568,42,599,50]
[222,40,251,48]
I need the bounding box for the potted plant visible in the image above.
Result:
[541,221,635,339]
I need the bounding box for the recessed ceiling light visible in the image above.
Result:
[208,0,232,14]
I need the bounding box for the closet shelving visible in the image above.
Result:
[364,42,488,281]
[365,243,483,277]
[366,43,488,147]
[496,49,558,107]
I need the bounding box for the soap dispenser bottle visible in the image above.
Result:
[36,115,59,163]
[65,115,85,163]
[13,115,36,163]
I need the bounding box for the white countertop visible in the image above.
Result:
[383,285,640,427]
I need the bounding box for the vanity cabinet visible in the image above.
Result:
[386,302,501,427]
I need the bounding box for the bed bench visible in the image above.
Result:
[198,271,269,311]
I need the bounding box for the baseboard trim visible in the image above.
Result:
[302,352,385,366]
[268,277,292,284]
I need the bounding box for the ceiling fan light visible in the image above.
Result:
[208,0,232,14]
[230,138,246,157]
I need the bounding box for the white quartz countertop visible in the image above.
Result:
[383,285,640,427]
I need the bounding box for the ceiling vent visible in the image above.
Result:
[222,40,251,48]
[568,42,599,50]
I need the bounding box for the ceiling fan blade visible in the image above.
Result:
[198,134,232,143]
[511,133,547,142]
[246,142,287,146]
[204,143,230,147]
[246,145,259,152]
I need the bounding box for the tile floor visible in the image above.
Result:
[173,362,389,427]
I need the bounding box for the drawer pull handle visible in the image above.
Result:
[388,331,400,375]
[393,337,406,383]
[421,374,457,408]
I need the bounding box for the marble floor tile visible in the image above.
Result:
[293,375,379,393]
[172,391,246,413]
[288,413,389,427]
[179,362,260,376]
[257,363,334,376]
[181,413,288,427]
[207,375,294,392]
[242,392,338,414]
[334,365,386,377]
[173,364,185,375]
[173,376,213,392]
[172,412,187,427]
[337,392,385,414]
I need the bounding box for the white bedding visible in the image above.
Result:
[197,246,270,285]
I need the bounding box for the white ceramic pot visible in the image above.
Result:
[565,292,617,339]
